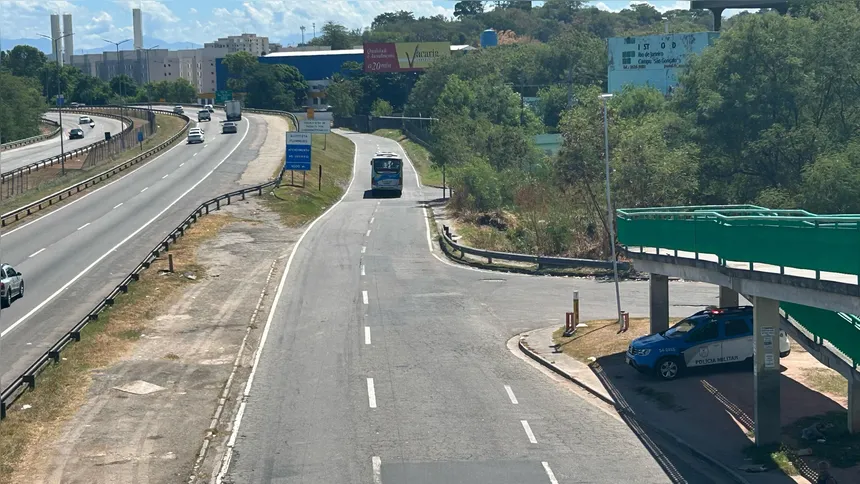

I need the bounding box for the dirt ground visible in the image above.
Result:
[10,114,303,484]
[238,114,290,186]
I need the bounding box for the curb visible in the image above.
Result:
[517,338,616,407]
[517,336,753,484]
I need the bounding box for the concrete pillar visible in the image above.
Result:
[849,378,860,434]
[650,273,670,334]
[719,286,739,308]
[753,296,782,446]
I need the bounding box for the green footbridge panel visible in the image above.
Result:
[616,205,860,366]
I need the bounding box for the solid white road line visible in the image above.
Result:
[361,246,366,253]
[372,456,382,484]
[113,203,123,209]
[521,420,537,443]
[1,119,252,341]
[504,385,519,404]
[28,248,45,258]
[215,129,359,483]
[362,290,369,305]
[542,462,559,484]
[366,229,371,237]
[361,265,365,276]
[365,326,371,345]
[140,186,149,193]
[77,223,90,231]
[367,378,377,408]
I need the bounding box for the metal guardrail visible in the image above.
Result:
[440,225,631,271]
[0,117,63,151]
[0,108,191,227]
[0,176,282,419]
[0,105,299,420]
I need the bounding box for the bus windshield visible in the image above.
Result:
[373,158,402,173]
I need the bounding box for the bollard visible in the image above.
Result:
[168,254,174,273]
[619,310,630,333]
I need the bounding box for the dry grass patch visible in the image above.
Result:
[0,212,234,483]
[551,317,682,362]
[802,367,848,398]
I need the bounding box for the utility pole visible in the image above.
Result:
[300,26,306,45]
[104,38,132,142]
[142,44,159,109]
[38,31,73,176]
[313,23,316,39]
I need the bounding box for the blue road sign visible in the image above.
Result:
[137,129,144,143]
[56,95,64,107]
[285,132,312,171]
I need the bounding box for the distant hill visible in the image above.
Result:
[2,36,203,55]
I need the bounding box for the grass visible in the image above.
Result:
[264,132,355,227]
[372,129,444,187]
[742,443,799,475]
[802,368,848,398]
[0,212,233,483]
[0,114,187,222]
[551,317,682,363]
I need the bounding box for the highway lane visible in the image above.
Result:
[1,112,126,173]
[0,110,271,387]
[223,131,705,483]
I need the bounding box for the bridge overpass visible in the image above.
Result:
[617,205,860,446]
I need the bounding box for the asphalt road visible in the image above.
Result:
[0,108,270,388]
[1,112,126,173]
[223,131,727,483]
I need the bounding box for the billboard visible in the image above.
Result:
[607,32,719,95]
[363,42,450,73]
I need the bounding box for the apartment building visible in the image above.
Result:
[204,33,271,56]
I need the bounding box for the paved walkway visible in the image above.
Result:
[520,325,819,484]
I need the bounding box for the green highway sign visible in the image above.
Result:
[215,90,233,104]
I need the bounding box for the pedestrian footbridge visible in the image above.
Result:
[616,205,860,446]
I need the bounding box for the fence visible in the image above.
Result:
[0,117,63,152]
[1,107,165,199]
[440,224,630,271]
[0,107,298,419]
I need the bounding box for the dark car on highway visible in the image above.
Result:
[222,121,238,134]
[69,128,85,139]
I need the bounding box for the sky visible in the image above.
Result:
[0,1,748,51]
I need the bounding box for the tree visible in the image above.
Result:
[454,1,485,18]
[326,79,361,117]
[73,75,113,105]
[3,45,46,79]
[110,74,138,99]
[170,78,197,103]
[309,21,358,50]
[0,72,45,142]
[371,99,393,116]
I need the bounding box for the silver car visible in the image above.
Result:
[0,263,24,307]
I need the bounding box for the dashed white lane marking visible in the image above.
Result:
[77,223,90,231]
[367,378,377,408]
[140,186,149,193]
[29,248,45,258]
[194,153,199,157]
[162,174,169,179]
[542,462,559,484]
[361,265,365,276]
[504,385,519,404]
[113,203,123,209]
[521,420,537,443]
[361,246,366,253]
[365,326,371,345]
[362,290,369,305]
[372,456,382,484]
[366,229,371,237]
[370,217,375,224]
[180,162,185,167]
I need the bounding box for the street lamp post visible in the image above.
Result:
[600,93,623,330]
[141,45,160,110]
[38,32,74,176]
[104,38,132,137]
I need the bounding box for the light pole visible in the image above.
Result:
[141,45,159,109]
[600,93,623,330]
[104,38,132,132]
[38,31,74,176]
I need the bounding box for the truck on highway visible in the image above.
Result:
[225,100,242,121]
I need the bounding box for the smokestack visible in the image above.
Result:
[50,14,62,63]
[133,8,143,50]
[63,14,74,64]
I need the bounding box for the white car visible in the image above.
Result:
[0,263,24,308]
[173,105,184,114]
[78,115,92,124]
[205,104,214,112]
[187,128,204,144]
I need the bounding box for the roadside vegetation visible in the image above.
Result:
[0,113,188,222]
[372,129,443,187]
[0,213,233,483]
[264,132,355,227]
[320,1,860,259]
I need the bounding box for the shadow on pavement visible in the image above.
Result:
[592,351,844,483]
[363,189,402,199]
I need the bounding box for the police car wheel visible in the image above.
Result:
[656,357,681,380]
